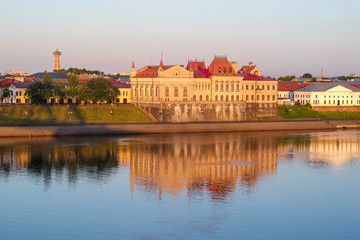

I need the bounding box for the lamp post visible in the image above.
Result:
[110,111,114,123]
[68,111,73,121]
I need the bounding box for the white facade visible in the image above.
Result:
[294,84,360,106]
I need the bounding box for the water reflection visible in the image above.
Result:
[278,131,360,168]
[1,130,360,195]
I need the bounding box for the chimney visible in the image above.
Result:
[231,61,238,73]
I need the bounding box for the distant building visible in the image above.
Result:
[278,83,309,105]
[112,82,131,103]
[238,62,262,76]
[294,83,360,106]
[53,49,62,71]
[348,74,359,78]
[29,72,68,81]
[5,82,32,104]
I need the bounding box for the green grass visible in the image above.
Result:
[279,105,360,120]
[316,111,360,120]
[0,115,55,125]
[0,105,152,123]
[278,106,322,119]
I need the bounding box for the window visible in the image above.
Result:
[272,95,275,100]
[215,95,218,101]
[251,95,254,101]
[220,84,224,91]
[215,84,218,92]
[183,87,188,97]
[236,95,239,101]
[165,87,169,97]
[220,95,224,101]
[246,95,249,101]
[262,85,265,90]
[224,67,227,73]
[218,67,221,73]
[200,95,203,101]
[246,85,249,90]
[174,87,179,97]
[273,85,276,90]
[262,95,265,101]
[267,95,270,101]
[231,84,234,92]
[252,85,254,90]
[206,95,209,101]
[193,95,196,101]
[231,95,234,101]
[226,84,229,92]
[267,85,270,90]
[236,84,240,91]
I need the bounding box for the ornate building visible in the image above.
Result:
[130,56,278,122]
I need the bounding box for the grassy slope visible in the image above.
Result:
[0,115,55,124]
[0,105,152,123]
[279,106,360,120]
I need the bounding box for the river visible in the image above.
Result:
[1,130,360,240]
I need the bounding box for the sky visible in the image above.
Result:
[0,0,359,78]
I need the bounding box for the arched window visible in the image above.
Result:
[236,84,240,91]
[273,85,276,90]
[226,84,229,92]
[236,95,239,101]
[267,85,270,90]
[215,95,218,101]
[165,87,169,97]
[174,87,179,97]
[215,84,218,92]
[183,87,188,97]
[218,67,221,73]
[206,95,209,101]
[226,95,229,102]
[231,95,234,101]
[231,84,234,92]
[262,85,265,90]
[257,95,260,101]
[193,95,197,101]
[246,95,249,101]
[246,85,249,90]
[251,95,254,101]
[262,95,265,101]
[220,95,224,101]
[267,95,270,101]
[252,85,254,90]
[220,84,224,91]
[224,67,227,73]
[273,95,275,100]
[200,95,203,101]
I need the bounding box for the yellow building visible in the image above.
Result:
[7,82,32,104]
[113,82,131,104]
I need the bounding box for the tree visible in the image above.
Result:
[301,73,313,78]
[0,84,11,103]
[53,80,66,104]
[278,75,296,81]
[67,75,80,99]
[86,77,119,104]
[25,81,46,104]
[43,72,54,101]
[77,82,91,103]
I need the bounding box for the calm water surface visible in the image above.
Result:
[1,130,360,240]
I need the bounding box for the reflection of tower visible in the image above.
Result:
[53,49,61,71]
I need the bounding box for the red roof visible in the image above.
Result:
[208,57,237,76]
[278,83,309,91]
[238,73,277,82]
[0,79,14,87]
[135,65,173,78]
[239,65,256,74]
[187,61,206,71]
[349,84,360,90]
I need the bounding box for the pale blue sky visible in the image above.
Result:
[0,0,359,77]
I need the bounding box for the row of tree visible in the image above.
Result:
[54,67,104,76]
[25,73,119,104]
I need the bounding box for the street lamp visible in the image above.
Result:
[110,111,114,123]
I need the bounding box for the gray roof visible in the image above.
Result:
[29,72,67,79]
[296,83,360,92]
[10,82,33,88]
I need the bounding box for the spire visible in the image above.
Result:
[160,60,164,68]
[132,61,135,69]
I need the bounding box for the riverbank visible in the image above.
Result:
[1,119,359,137]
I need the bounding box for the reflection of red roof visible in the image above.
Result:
[187,61,206,71]
[0,79,14,87]
[278,83,309,91]
[238,73,277,81]
[135,65,173,78]
[349,84,360,90]
[208,57,237,76]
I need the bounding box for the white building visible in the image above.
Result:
[294,83,360,106]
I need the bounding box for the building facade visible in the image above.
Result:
[130,56,278,122]
[294,83,360,106]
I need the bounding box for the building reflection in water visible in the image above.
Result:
[1,131,359,198]
[126,133,277,200]
[277,131,360,168]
